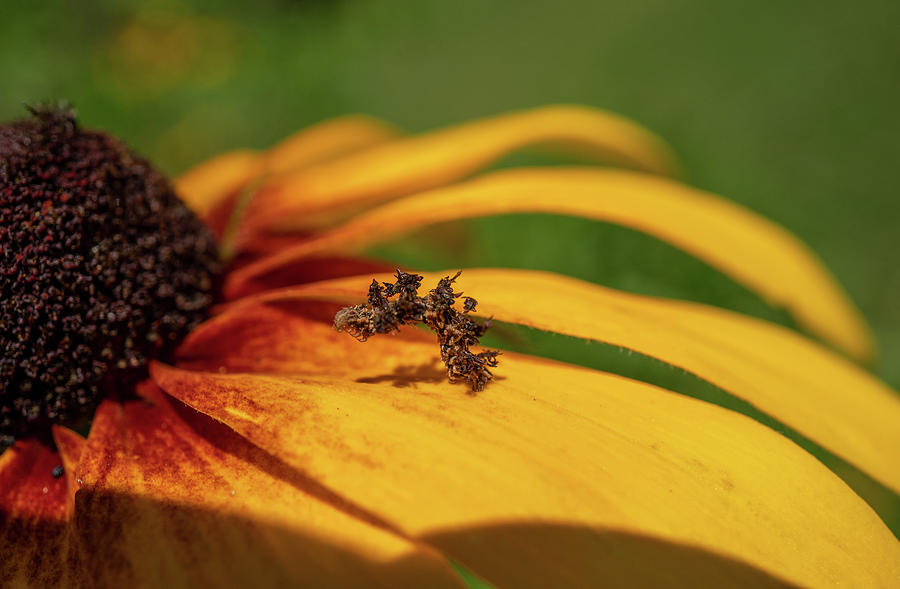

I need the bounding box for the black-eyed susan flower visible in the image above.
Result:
[2,105,899,588]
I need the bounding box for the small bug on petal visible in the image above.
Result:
[334,271,500,392]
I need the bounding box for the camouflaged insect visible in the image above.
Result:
[334,270,500,392]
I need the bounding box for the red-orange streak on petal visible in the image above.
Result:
[151,354,900,588]
[72,383,463,587]
[0,438,69,522]
[177,299,436,373]
[224,168,872,364]
[238,105,679,242]
[0,436,81,587]
[223,231,317,267]
[220,255,397,301]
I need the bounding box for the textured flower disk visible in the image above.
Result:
[0,108,221,437]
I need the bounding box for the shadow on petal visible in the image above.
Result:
[426,523,802,589]
[355,360,507,390]
[69,490,462,588]
[2,493,464,588]
[3,501,807,588]
[0,518,80,588]
[356,360,448,388]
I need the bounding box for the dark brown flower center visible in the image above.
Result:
[0,106,221,439]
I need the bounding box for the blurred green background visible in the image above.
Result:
[3,0,899,535]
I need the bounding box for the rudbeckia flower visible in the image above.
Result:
[2,104,899,588]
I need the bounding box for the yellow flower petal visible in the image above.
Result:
[239,105,679,238]
[152,347,900,588]
[174,115,399,218]
[225,168,873,363]
[240,268,900,498]
[71,382,464,588]
[174,149,263,217]
[263,115,400,175]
